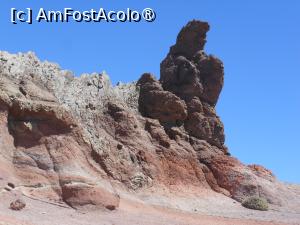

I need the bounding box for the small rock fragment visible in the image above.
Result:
[7,182,15,189]
[10,199,26,211]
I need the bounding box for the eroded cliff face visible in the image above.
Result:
[0,20,291,210]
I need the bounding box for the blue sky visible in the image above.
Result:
[1,1,299,183]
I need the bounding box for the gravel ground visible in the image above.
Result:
[1,185,300,225]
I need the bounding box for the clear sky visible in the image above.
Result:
[1,1,299,183]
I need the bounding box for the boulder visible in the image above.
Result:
[10,199,26,211]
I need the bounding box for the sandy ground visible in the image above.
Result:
[0,197,290,225]
[1,186,300,225]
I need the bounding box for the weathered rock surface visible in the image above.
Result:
[10,198,26,211]
[0,20,299,218]
[138,73,187,123]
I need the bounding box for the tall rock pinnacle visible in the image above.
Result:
[139,20,225,149]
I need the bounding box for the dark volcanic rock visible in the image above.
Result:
[170,20,209,59]
[137,73,187,123]
[147,20,226,148]
[185,111,225,148]
[161,20,224,106]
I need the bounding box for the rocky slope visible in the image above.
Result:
[0,20,299,224]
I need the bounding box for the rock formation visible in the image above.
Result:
[0,20,298,215]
